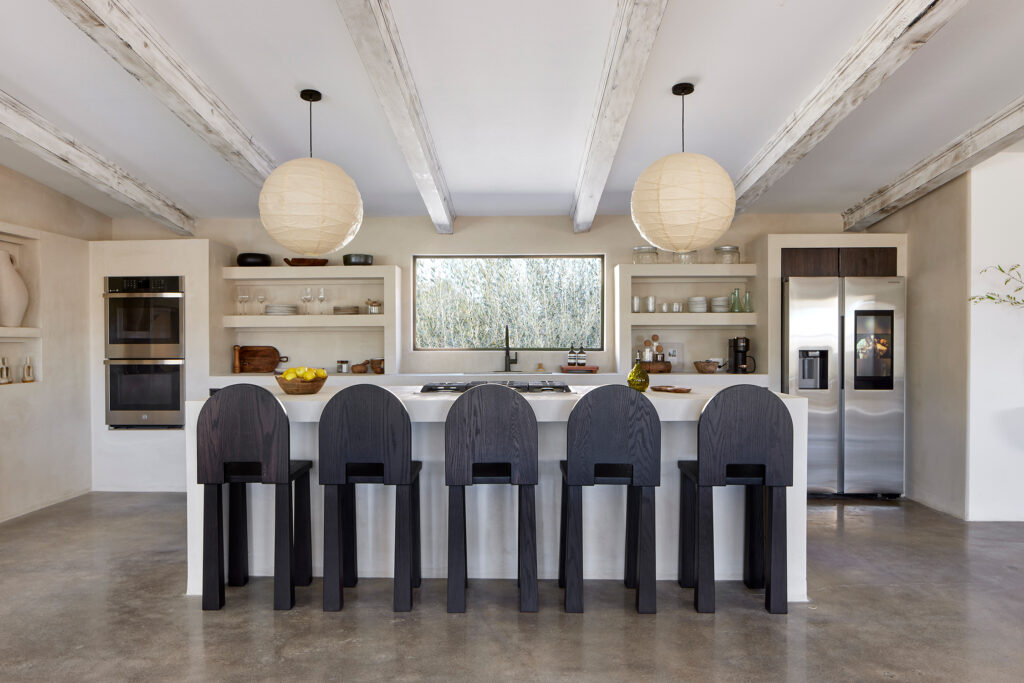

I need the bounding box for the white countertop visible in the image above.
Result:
[189,384,800,423]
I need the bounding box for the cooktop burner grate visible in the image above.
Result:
[420,380,571,394]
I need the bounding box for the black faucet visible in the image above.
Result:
[504,325,519,372]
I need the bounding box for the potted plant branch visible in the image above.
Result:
[970,264,1024,306]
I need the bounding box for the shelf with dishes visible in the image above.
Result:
[627,313,757,327]
[222,265,396,281]
[223,315,386,328]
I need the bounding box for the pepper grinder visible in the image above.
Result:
[0,357,11,385]
[22,356,35,383]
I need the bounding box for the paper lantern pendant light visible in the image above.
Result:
[259,89,363,256]
[630,83,736,253]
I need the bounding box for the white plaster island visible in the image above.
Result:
[184,385,808,602]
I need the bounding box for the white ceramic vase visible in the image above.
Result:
[0,249,29,327]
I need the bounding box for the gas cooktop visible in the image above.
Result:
[420,380,571,394]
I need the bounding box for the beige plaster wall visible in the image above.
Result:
[0,163,103,521]
[870,174,970,518]
[0,165,111,240]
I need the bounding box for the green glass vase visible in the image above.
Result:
[627,361,649,392]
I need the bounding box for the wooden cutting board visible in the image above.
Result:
[233,345,289,373]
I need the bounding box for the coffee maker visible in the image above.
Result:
[727,337,756,374]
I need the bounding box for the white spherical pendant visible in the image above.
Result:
[630,152,736,254]
[259,157,363,256]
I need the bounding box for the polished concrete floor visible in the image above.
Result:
[1,494,1022,681]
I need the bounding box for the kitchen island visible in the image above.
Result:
[184,385,808,602]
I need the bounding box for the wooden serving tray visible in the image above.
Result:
[651,385,692,394]
[233,345,288,373]
[560,365,599,374]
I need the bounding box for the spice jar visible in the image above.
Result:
[714,245,740,264]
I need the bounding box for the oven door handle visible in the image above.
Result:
[104,359,184,365]
[103,292,183,299]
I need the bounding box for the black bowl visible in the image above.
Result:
[343,253,373,266]
[236,252,272,267]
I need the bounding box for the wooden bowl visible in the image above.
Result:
[275,374,327,395]
[693,360,721,374]
[284,258,328,267]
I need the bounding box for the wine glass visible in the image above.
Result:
[300,287,313,314]
[255,289,267,315]
[236,286,250,315]
[317,287,327,315]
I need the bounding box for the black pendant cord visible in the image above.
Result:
[299,89,322,158]
[672,82,694,154]
[308,98,313,158]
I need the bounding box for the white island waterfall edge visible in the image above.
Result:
[184,386,808,602]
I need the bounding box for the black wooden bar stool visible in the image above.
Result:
[677,384,793,614]
[197,384,313,610]
[558,385,661,613]
[445,384,539,613]
[319,384,421,612]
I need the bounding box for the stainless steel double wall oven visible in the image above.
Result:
[104,276,185,427]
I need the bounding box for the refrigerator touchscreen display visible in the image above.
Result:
[854,310,894,390]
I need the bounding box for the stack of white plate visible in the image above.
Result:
[710,296,730,313]
[687,296,707,313]
[265,304,299,316]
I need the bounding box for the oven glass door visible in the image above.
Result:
[105,293,183,358]
[106,360,184,427]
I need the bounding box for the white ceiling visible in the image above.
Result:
[0,0,1020,226]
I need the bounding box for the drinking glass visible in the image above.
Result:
[300,287,313,314]
[317,287,328,315]
[236,286,250,315]
[254,289,267,315]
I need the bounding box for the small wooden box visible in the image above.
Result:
[560,365,599,374]
[639,361,672,374]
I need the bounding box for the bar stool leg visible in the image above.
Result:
[678,472,696,588]
[341,482,358,587]
[624,486,639,589]
[412,475,422,589]
[695,485,715,613]
[636,486,657,614]
[293,472,313,587]
[765,486,788,614]
[558,476,567,589]
[518,484,538,613]
[743,484,766,589]
[447,485,467,613]
[202,484,225,610]
[322,485,343,611]
[394,484,413,612]
[273,483,295,610]
[462,486,468,588]
[564,484,583,613]
[227,482,248,587]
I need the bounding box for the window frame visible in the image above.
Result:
[412,254,606,351]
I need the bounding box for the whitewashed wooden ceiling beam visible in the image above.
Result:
[734,0,969,213]
[844,94,1024,231]
[335,0,454,234]
[0,88,195,235]
[48,0,277,186]
[569,0,668,234]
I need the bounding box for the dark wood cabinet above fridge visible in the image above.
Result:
[781,247,897,278]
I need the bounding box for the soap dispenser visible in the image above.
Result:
[0,357,11,385]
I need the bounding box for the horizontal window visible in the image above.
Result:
[413,255,604,350]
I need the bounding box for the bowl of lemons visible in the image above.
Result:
[275,366,328,395]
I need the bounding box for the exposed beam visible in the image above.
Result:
[0,88,195,235]
[844,94,1024,231]
[734,0,969,212]
[49,0,276,186]
[335,0,454,234]
[570,0,668,233]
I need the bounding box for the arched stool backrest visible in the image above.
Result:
[566,384,661,486]
[445,384,538,486]
[697,384,793,487]
[319,384,412,486]
[197,384,290,484]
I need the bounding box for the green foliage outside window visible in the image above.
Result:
[414,256,604,349]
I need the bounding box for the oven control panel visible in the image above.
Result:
[106,276,182,293]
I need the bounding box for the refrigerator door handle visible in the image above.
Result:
[839,314,845,390]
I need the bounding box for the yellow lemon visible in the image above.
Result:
[302,370,317,382]
[314,368,327,379]
[282,371,297,381]
[295,366,308,375]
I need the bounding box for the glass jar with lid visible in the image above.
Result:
[672,250,697,264]
[632,246,658,264]
[714,245,740,264]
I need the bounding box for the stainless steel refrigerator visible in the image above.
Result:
[783,277,905,495]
